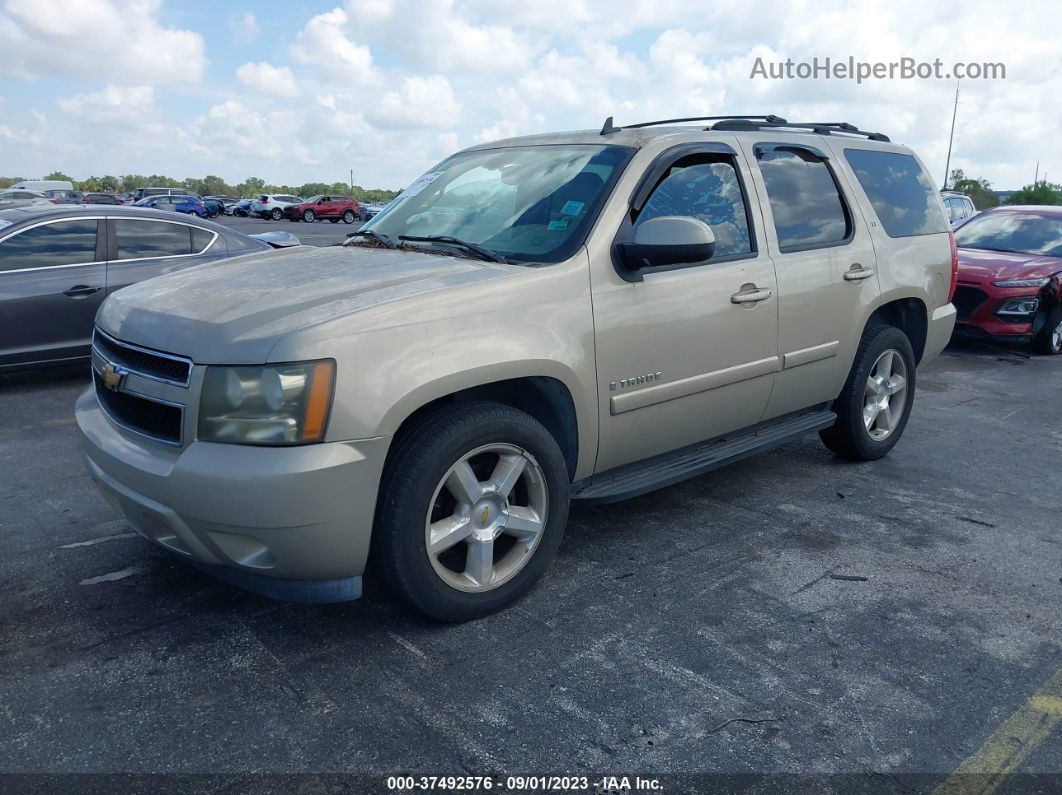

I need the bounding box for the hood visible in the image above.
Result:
[97,244,521,364]
[957,247,1062,284]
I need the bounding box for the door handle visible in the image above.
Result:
[730,286,772,304]
[843,263,875,281]
[63,285,102,298]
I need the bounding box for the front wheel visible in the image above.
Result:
[1033,302,1062,355]
[303,209,316,223]
[343,209,355,224]
[820,324,916,461]
[372,402,569,622]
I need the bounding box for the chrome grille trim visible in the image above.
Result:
[92,327,193,387]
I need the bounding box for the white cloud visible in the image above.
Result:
[236,62,299,98]
[229,11,259,44]
[367,75,460,129]
[0,0,206,83]
[289,7,375,81]
[58,85,155,119]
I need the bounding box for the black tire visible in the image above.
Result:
[1032,302,1062,355]
[343,209,355,224]
[270,208,283,220]
[303,209,316,223]
[819,324,917,461]
[372,401,569,622]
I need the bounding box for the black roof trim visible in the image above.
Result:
[601,115,787,135]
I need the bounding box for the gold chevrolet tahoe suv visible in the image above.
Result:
[76,115,957,621]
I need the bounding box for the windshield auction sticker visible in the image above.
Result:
[401,171,444,198]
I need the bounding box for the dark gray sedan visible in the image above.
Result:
[0,205,299,372]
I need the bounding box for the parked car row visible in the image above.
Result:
[227,193,387,223]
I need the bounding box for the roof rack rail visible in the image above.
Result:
[600,114,787,135]
[709,118,890,142]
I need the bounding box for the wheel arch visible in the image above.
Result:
[381,370,584,481]
[867,296,929,363]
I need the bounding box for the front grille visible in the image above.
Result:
[93,371,183,445]
[952,286,989,320]
[92,329,191,385]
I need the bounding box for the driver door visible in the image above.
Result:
[590,143,780,473]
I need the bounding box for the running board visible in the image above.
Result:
[571,408,836,505]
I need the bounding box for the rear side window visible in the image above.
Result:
[0,219,99,272]
[756,147,851,251]
[844,149,948,237]
[191,227,214,253]
[114,219,198,259]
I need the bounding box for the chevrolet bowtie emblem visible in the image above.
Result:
[481,506,490,525]
[100,363,126,392]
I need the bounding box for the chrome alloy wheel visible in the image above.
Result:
[1051,317,1062,353]
[863,348,908,441]
[425,443,549,593]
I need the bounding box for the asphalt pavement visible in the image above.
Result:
[216,213,362,247]
[0,339,1059,790]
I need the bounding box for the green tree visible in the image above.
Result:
[1004,182,1062,206]
[0,176,24,189]
[948,169,999,210]
[44,171,73,182]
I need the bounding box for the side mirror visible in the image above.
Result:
[619,216,716,270]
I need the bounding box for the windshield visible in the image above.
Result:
[955,211,1062,257]
[359,144,631,264]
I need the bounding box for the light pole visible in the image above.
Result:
[350,169,354,196]
[943,80,959,189]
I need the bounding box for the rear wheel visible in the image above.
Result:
[1033,302,1062,355]
[372,402,569,622]
[303,209,316,223]
[270,208,283,220]
[820,324,916,461]
[343,209,356,224]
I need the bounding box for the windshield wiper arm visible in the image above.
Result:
[346,229,396,248]
[398,234,507,263]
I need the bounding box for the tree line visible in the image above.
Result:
[948,169,1062,207]
[0,172,402,202]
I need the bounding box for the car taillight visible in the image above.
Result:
[262,198,269,203]
[49,198,58,203]
[948,231,958,303]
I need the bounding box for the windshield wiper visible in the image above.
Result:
[398,234,508,263]
[346,229,396,248]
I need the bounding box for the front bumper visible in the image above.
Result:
[952,283,1039,338]
[75,388,389,602]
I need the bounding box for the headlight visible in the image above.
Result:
[992,278,1049,288]
[198,360,335,445]
[996,297,1039,317]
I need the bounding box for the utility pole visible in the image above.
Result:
[1034,162,1039,185]
[350,169,354,196]
[943,80,959,189]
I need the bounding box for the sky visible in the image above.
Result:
[0,0,1058,191]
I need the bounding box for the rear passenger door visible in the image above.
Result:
[738,136,881,420]
[0,217,107,366]
[105,217,225,295]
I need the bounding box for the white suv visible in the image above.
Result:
[251,194,303,220]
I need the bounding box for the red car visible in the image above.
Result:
[952,205,1062,354]
[285,195,361,224]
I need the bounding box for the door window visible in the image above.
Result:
[756,147,851,251]
[0,220,100,272]
[635,156,753,258]
[114,219,199,260]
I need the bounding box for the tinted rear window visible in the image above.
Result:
[844,149,948,237]
[0,219,99,271]
[114,219,195,259]
[756,147,851,251]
